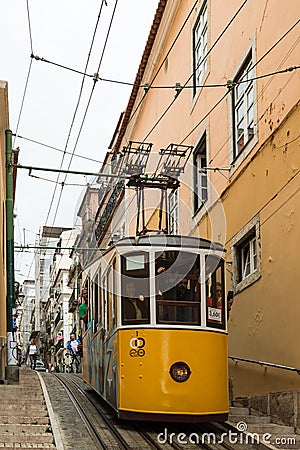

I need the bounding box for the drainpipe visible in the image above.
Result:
[5,129,19,381]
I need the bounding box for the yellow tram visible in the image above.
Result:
[81,234,228,421]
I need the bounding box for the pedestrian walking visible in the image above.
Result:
[26,338,39,370]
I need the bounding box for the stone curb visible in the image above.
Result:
[37,372,64,450]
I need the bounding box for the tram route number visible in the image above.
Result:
[129,337,145,358]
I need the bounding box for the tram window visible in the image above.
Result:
[155,251,201,325]
[112,259,117,329]
[93,275,99,333]
[106,266,117,332]
[206,257,225,329]
[121,253,150,325]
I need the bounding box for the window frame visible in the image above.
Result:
[232,52,255,159]
[120,252,150,326]
[238,234,257,281]
[155,251,201,326]
[193,133,208,214]
[193,0,208,96]
[231,216,261,293]
[168,190,179,235]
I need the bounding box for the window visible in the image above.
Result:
[193,133,208,213]
[232,53,254,158]
[193,1,208,94]
[231,216,261,293]
[155,251,201,325]
[168,191,178,234]
[237,233,257,282]
[121,253,150,325]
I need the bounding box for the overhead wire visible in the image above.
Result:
[43,0,108,227]
[47,0,120,235]
[30,52,300,90]
[13,0,35,147]
[38,0,120,281]
[20,3,300,279]
[141,0,250,143]
[14,134,103,165]
[26,0,33,54]
[137,6,299,150]
[14,0,36,280]
[203,29,300,168]
[28,173,92,187]
[23,0,108,281]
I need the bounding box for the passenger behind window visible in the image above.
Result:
[122,281,149,323]
[207,281,222,309]
[207,281,223,325]
[78,288,89,332]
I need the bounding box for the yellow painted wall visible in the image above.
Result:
[117,0,300,397]
[227,104,300,396]
[0,80,9,379]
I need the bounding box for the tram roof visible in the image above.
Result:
[113,235,225,252]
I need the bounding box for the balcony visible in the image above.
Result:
[45,321,51,333]
[54,311,63,329]
[95,179,125,240]
[68,290,78,313]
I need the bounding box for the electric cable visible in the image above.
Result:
[13,62,33,148]
[125,0,198,129]
[141,0,250,143]
[30,52,300,91]
[21,1,108,281]
[205,33,300,168]
[43,0,108,227]
[13,0,35,146]
[15,134,103,165]
[43,0,120,268]
[178,18,300,148]
[26,0,33,55]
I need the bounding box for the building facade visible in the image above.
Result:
[92,0,299,398]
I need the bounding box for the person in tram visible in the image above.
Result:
[122,281,148,322]
[78,288,89,330]
[207,281,223,309]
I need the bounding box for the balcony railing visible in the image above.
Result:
[68,289,78,313]
[95,180,125,240]
[54,311,63,329]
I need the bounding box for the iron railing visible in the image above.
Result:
[95,180,125,240]
[68,289,78,313]
[229,355,300,375]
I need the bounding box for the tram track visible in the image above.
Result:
[53,373,270,449]
[54,374,130,450]
[55,373,174,449]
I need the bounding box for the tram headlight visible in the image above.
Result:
[169,361,191,382]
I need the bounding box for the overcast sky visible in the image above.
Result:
[0,0,159,283]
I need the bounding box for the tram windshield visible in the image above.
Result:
[121,253,150,325]
[155,251,201,325]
